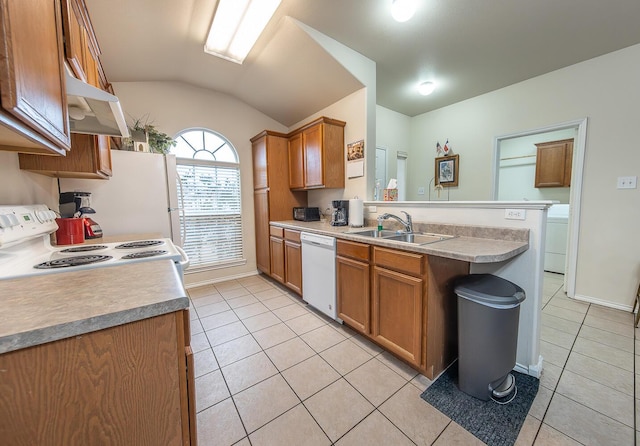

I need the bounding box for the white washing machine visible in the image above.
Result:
[545,204,569,274]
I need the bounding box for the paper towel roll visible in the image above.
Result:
[349,198,364,227]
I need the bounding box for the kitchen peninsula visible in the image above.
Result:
[269,218,528,379]
[269,201,551,379]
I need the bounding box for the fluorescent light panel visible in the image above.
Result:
[205,0,281,64]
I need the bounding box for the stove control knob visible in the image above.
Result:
[7,214,20,227]
[0,214,10,228]
[35,210,47,223]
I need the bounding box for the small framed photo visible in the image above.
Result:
[435,154,459,187]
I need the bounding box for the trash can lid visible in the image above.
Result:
[454,274,526,308]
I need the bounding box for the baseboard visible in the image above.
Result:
[572,293,633,312]
[184,270,260,290]
[514,355,543,378]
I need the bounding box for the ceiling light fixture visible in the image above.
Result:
[204,0,281,64]
[391,0,418,22]
[418,81,435,95]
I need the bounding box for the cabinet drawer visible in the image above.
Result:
[373,247,424,276]
[337,240,370,262]
[269,226,284,238]
[284,229,300,243]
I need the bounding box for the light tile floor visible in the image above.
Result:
[188,272,637,445]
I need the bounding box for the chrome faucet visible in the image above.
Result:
[380,211,413,233]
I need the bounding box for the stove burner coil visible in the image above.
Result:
[115,240,164,249]
[121,250,168,259]
[34,255,113,269]
[60,245,108,253]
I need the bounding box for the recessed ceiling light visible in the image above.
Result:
[418,81,435,96]
[391,0,418,22]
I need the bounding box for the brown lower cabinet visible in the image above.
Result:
[337,240,371,334]
[284,229,302,294]
[0,310,196,446]
[337,240,469,380]
[269,225,302,295]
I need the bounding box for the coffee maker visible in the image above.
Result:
[330,200,349,226]
[59,192,103,239]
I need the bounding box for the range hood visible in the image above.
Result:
[65,71,130,138]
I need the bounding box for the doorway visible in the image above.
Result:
[492,118,587,298]
[375,147,387,200]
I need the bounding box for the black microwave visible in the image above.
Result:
[293,207,321,222]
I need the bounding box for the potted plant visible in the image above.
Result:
[124,116,176,154]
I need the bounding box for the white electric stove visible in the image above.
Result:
[0,204,189,281]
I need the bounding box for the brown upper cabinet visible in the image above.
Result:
[19,133,112,179]
[251,131,307,276]
[61,0,105,90]
[288,117,346,190]
[17,0,114,178]
[535,138,573,188]
[0,0,71,155]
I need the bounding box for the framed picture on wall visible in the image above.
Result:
[435,154,459,187]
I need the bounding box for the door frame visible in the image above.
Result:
[491,118,587,298]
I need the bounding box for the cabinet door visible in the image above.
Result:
[270,235,285,283]
[372,265,423,366]
[254,189,270,274]
[96,135,112,177]
[337,255,370,334]
[535,139,573,187]
[284,240,302,295]
[288,132,304,189]
[0,313,185,445]
[252,135,268,190]
[61,0,86,81]
[303,124,324,188]
[0,0,70,154]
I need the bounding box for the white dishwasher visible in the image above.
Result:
[301,232,337,320]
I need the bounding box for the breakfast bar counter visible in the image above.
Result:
[270,220,529,263]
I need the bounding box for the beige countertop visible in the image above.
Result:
[271,220,529,263]
[0,260,188,354]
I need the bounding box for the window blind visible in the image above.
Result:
[176,161,243,269]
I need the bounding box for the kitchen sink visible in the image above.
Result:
[348,229,455,245]
[383,232,456,245]
[348,229,402,238]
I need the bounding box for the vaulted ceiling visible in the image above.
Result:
[86,0,640,126]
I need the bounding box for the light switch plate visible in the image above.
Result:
[617,176,637,189]
[505,209,526,220]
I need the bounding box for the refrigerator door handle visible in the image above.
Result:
[176,172,187,246]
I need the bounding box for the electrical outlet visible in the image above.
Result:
[368,206,377,213]
[617,176,637,189]
[417,187,425,195]
[505,209,526,220]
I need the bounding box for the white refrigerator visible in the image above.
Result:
[59,150,182,244]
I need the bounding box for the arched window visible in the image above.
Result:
[172,129,243,269]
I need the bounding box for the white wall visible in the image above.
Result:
[0,152,57,208]
[407,43,640,309]
[110,81,288,286]
[376,105,412,195]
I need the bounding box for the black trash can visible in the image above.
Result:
[455,274,526,401]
